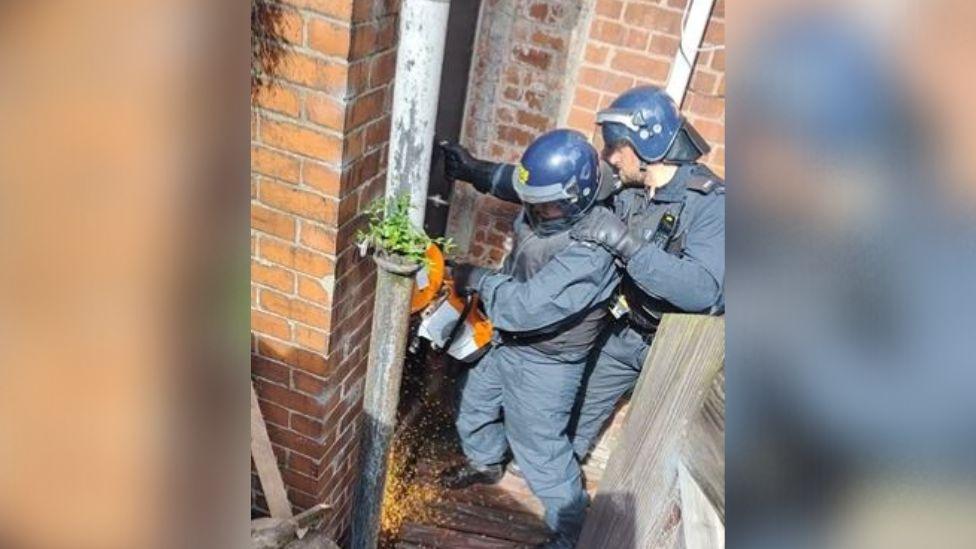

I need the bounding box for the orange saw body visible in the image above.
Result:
[411,244,493,362]
[410,244,447,314]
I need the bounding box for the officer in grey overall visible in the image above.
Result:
[439,129,619,548]
[441,86,725,465]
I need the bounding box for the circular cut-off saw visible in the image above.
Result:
[410,244,493,363]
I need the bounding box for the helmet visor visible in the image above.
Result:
[512,168,579,204]
[596,108,643,131]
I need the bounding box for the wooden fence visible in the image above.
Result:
[578,315,725,549]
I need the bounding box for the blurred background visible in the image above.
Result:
[0,1,250,548]
[728,0,976,548]
[0,0,973,547]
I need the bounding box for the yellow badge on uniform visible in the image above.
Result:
[517,165,530,186]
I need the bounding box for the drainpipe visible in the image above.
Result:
[665,0,716,108]
[350,1,451,548]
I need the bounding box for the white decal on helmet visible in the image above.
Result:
[566,147,582,164]
[580,161,591,182]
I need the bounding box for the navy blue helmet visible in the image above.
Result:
[515,129,600,235]
[597,85,709,164]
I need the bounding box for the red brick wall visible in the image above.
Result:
[450,0,587,266]
[567,0,725,172]
[250,0,398,540]
[453,0,725,264]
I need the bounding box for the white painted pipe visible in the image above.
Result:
[350,3,451,548]
[665,0,716,108]
[384,0,452,228]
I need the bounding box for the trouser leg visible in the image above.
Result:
[570,324,650,460]
[502,355,588,547]
[455,350,508,467]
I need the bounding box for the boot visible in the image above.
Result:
[439,462,504,489]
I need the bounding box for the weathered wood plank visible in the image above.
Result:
[428,500,551,545]
[400,522,530,548]
[662,479,686,549]
[578,315,725,548]
[677,462,724,549]
[682,369,725,521]
[251,503,332,549]
[251,382,293,519]
[450,476,546,519]
[251,520,298,549]
[702,369,725,433]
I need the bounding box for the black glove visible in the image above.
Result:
[451,263,492,296]
[570,207,643,262]
[438,140,498,194]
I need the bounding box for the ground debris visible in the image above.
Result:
[378,345,551,548]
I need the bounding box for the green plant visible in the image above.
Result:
[356,194,453,266]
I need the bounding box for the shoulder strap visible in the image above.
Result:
[685,165,725,195]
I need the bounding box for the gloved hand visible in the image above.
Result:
[570,207,643,262]
[451,263,492,296]
[438,140,497,193]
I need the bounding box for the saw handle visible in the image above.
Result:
[443,293,476,351]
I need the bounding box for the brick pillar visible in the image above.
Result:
[250,0,399,541]
[446,0,588,266]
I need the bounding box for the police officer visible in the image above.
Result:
[440,130,619,548]
[441,86,725,463]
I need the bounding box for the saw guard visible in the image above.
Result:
[412,244,494,362]
[418,294,494,362]
[410,244,446,314]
